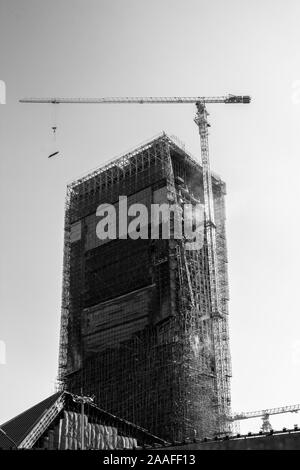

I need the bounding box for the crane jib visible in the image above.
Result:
[19,95,251,105]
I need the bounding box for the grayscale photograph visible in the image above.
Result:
[0,0,299,458]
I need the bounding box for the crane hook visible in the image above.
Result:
[48,106,60,158]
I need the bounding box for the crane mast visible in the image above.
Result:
[194,102,230,431]
[20,93,250,434]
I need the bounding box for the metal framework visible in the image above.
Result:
[18,394,66,449]
[20,95,250,105]
[233,404,300,433]
[194,103,232,433]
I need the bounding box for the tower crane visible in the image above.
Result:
[232,404,300,433]
[20,93,251,433]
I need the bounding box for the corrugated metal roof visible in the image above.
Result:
[0,392,62,449]
[0,391,168,449]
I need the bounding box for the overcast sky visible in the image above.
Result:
[1,0,300,432]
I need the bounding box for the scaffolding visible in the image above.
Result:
[58,133,232,440]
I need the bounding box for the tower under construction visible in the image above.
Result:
[58,132,231,441]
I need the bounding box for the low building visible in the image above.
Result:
[0,392,167,450]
